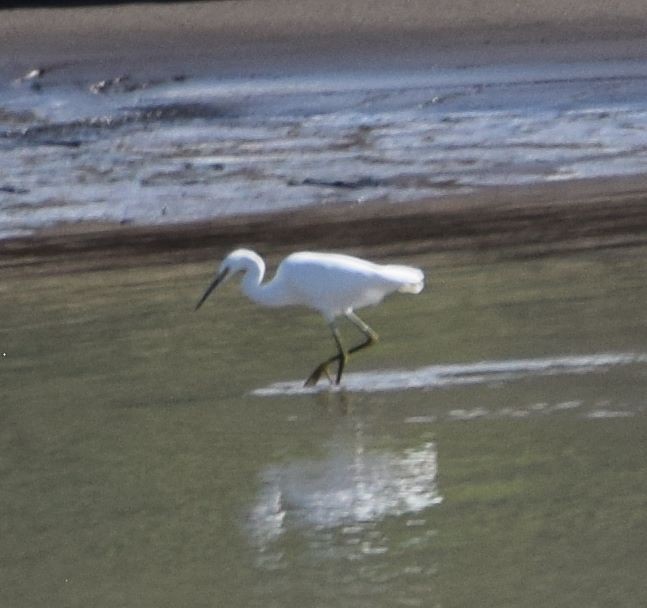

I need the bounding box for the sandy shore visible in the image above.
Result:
[2,0,647,81]
[2,175,646,276]
[2,1,647,274]
[3,0,647,46]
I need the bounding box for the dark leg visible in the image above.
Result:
[304,313,379,387]
[304,322,348,387]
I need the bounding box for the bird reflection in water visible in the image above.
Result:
[247,394,442,565]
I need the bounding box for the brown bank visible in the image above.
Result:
[1,176,647,277]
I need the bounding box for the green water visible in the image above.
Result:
[1,245,646,607]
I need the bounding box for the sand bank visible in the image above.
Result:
[2,0,647,80]
[2,1,647,274]
[3,0,647,43]
[2,175,646,276]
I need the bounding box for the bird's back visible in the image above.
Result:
[276,252,424,319]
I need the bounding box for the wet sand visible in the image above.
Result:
[2,175,647,276]
[3,0,647,82]
[1,1,647,274]
[3,0,647,52]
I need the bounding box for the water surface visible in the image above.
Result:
[2,58,647,238]
[1,245,646,606]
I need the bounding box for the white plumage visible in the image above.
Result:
[195,249,424,386]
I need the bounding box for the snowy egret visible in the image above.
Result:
[195,249,424,386]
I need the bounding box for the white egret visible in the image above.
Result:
[195,249,424,386]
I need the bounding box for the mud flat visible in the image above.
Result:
[0,175,646,276]
[1,1,647,274]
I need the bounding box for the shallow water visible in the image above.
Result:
[2,57,647,238]
[1,245,646,607]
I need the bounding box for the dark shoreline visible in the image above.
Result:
[2,176,646,276]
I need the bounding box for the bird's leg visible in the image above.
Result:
[345,312,379,355]
[304,322,348,387]
[304,315,377,387]
[331,324,349,384]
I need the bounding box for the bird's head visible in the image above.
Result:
[194,249,263,310]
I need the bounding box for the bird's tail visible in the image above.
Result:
[398,280,424,294]
[387,265,425,294]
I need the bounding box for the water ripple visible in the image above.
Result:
[2,58,647,236]
[252,352,647,396]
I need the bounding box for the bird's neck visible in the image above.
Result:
[240,260,272,306]
[240,258,264,299]
[240,262,285,307]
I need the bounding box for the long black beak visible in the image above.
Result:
[194,268,229,311]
